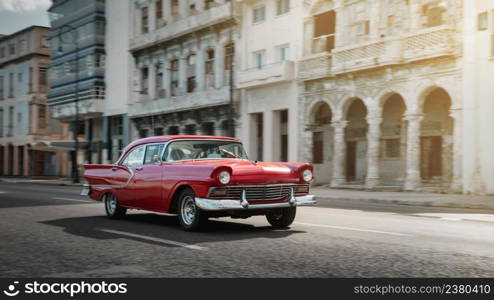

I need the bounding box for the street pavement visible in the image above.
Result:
[0,182,494,277]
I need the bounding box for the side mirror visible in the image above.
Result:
[152,154,162,165]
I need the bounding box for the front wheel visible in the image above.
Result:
[178,188,207,231]
[266,207,296,229]
[104,193,127,219]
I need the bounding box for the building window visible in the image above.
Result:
[279,45,290,62]
[139,129,149,138]
[0,108,3,137]
[170,59,179,96]
[204,0,215,10]
[276,0,290,16]
[253,6,266,23]
[224,43,234,70]
[155,63,164,98]
[9,44,15,55]
[0,47,4,58]
[140,67,149,94]
[28,67,33,93]
[19,40,27,53]
[422,4,445,27]
[156,0,166,28]
[141,7,149,34]
[8,107,13,136]
[187,76,196,93]
[8,73,14,98]
[478,12,488,31]
[39,105,47,129]
[39,67,47,88]
[0,76,3,99]
[313,10,336,53]
[171,0,179,16]
[187,54,196,93]
[356,20,370,36]
[205,49,215,88]
[253,50,266,69]
[154,127,163,136]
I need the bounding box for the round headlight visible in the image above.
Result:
[218,171,231,185]
[302,169,313,182]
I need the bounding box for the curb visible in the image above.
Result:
[0,179,84,187]
[316,196,494,211]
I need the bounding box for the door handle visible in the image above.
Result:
[111,167,117,171]
[135,167,143,171]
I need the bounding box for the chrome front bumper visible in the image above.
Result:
[195,194,316,211]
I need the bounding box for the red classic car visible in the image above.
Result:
[81,135,316,231]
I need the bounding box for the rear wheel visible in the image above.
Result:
[104,193,127,219]
[178,188,207,231]
[266,207,296,229]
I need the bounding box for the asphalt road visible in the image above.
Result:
[0,182,493,278]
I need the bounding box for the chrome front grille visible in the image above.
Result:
[208,184,309,201]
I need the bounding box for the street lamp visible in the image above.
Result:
[57,24,80,183]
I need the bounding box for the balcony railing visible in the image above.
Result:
[331,25,457,74]
[298,52,332,80]
[237,61,295,89]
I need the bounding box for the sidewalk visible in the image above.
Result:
[0,177,85,187]
[312,187,494,210]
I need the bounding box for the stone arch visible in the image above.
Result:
[420,87,454,183]
[344,98,368,182]
[379,93,407,184]
[307,101,334,183]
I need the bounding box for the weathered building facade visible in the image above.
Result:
[237,0,302,162]
[128,0,238,139]
[47,0,131,175]
[299,0,464,192]
[0,26,69,177]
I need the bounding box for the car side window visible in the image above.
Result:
[122,146,145,167]
[144,144,164,165]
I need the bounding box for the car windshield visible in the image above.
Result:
[163,140,249,162]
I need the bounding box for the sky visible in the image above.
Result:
[0,0,52,35]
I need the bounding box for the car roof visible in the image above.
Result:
[123,135,239,153]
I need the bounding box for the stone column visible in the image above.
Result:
[178,56,187,94]
[13,145,19,176]
[149,63,157,99]
[449,109,463,193]
[163,0,172,21]
[214,43,225,88]
[148,1,156,32]
[365,115,382,189]
[163,58,171,98]
[331,120,348,187]
[195,47,205,92]
[404,114,424,190]
[23,144,29,176]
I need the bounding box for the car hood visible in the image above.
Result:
[173,159,308,184]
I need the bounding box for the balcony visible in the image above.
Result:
[129,86,231,117]
[130,2,233,52]
[237,61,295,89]
[298,52,332,80]
[331,25,457,74]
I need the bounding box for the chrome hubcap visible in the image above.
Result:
[106,194,117,215]
[181,196,196,225]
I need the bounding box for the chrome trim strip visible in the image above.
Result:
[195,195,316,211]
